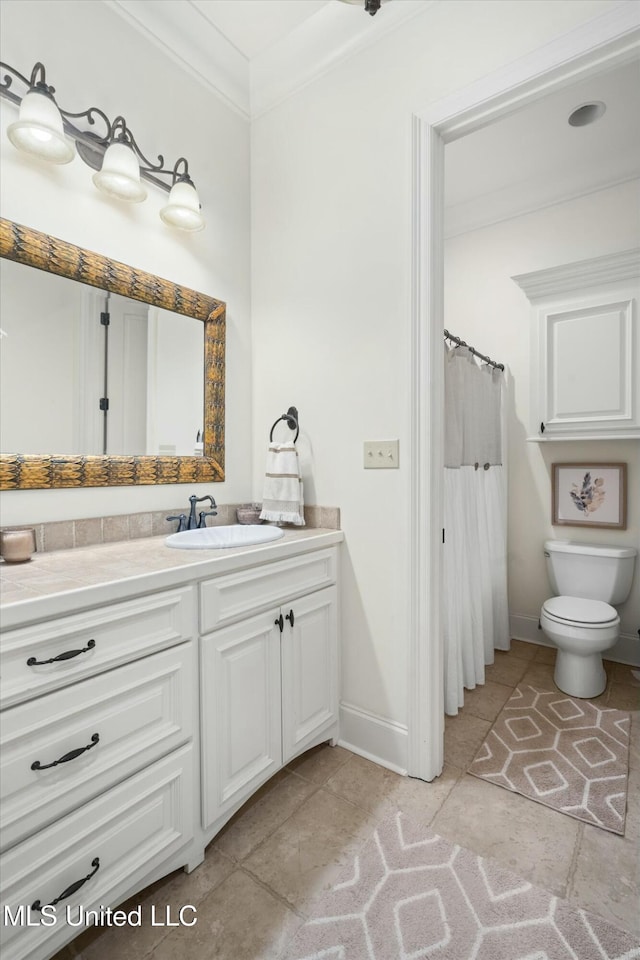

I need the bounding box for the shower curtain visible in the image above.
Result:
[443,345,510,716]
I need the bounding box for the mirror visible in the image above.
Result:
[0,218,225,489]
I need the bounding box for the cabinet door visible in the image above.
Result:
[281,586,338,764]
[201,611,281,829]
[536,284,639,437]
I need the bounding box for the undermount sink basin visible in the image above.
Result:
[165,524,285,550]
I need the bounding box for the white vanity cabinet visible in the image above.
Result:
[514,250,640,440]
[0,532,342,960]
[199,549,339,832]
[0,586,198,960]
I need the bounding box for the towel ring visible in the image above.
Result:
[269,406,299,443]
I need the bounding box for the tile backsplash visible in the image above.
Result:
[22,504,340,553]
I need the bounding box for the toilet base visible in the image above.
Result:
[554,650,607,699]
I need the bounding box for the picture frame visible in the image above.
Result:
[551,463,627,530]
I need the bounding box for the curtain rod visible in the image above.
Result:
[443,329,504,371]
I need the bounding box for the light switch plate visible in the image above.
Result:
[363,440,399,469]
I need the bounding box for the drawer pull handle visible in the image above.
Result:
[285,609,295,627]
[31,733,100,771]
[32,857,100,912]
[27,639,96,666]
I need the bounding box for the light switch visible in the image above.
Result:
[363,440,399,469]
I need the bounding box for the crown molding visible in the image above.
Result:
[107,0,437,121]
[444,165,640,239]
[249,1,437,119]
[512,247,640,300]
[106,0,251,119]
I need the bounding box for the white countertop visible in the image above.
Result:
[0,528,343,629]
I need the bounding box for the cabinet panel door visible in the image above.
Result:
[534,282,639,438]
[201,612,281,829]
[281,586,338,764]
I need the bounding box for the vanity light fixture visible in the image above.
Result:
[1,60,205,231]
[6,63,74,163]
[160,159,205,232]
[92,118,147,203]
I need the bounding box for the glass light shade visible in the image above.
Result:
[92,142,147,202]
[160,180,205,232]
[7,90,75,163]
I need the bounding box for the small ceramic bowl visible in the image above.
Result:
[236,504,263,525]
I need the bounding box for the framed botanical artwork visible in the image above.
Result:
[552,463,627,530]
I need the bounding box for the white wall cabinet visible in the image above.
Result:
[513,250,640,440]
[201,583,338,832]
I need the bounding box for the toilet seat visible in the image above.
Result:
[542,596,617,626]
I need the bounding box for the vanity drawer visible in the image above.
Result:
[0,744,193,960]
[0,586,195,708]
[0,641,195,853]
[200,548,337,632]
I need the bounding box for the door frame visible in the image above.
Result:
[407,3,640,781]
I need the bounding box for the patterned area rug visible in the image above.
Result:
[468,683,630,834]
[281,813,639,959]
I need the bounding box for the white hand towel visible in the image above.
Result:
[259,440,305,525]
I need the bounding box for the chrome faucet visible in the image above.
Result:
[166,494,217,532]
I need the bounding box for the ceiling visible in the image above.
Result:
[191,0,330,60]
[107,1,639,233]
[109,0,431,118]
[444,60,640,236]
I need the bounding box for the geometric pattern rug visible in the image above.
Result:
[468,684,631,835]
[281,812,640,959]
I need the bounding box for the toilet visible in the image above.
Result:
[540,540,636,698]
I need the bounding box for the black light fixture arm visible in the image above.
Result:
[1,60,51,98]
[0,59,198,194]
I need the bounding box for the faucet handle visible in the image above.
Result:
[166,514,187,532]
[198,510,217,529]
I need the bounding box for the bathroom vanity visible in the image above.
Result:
[0,528,342,960]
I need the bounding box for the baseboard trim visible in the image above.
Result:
[338,702,408,776]
[510,614,639,666]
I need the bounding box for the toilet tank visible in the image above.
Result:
[544,540,636,604]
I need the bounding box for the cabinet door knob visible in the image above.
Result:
[275,613,284,633]
[540,421,545,433]
[285,609,295,628]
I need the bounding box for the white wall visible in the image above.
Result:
[444,180,640,652]
[0,260,82,453]
[151,309,204,456]
[0,0,252,523]
[251,0,617,749]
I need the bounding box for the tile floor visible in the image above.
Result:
[54,641,638,959]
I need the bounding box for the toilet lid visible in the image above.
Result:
[543,596,617,624]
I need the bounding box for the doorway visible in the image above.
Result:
[406,4,640,781]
